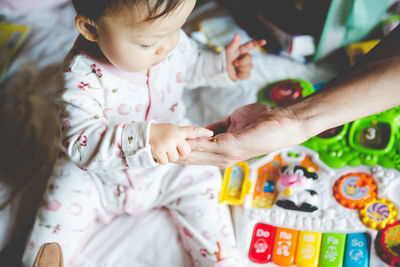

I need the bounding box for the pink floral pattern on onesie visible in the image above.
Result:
[89,63,103,78]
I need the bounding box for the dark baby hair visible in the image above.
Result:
[72,0,183,22]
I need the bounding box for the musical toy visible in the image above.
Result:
[220,79,400,266]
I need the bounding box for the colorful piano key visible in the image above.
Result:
[295,231,322,267]
[344,233,370,267]
[272,227,299,266]
[247,222,376,267]
[319,233,347,267]
[248,223,276,263]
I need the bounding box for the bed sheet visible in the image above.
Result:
[0,1,338,266]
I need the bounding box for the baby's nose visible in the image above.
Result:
[155,46,164,55]
[155,45,171,56]
[155,42,175,56]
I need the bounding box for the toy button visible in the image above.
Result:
[269,80,303,106]
[375,221,400,266]
[272,227,299,266]
[248,223,276,264]
[319,233,347,267]
[283,188,292,196]
[344,233,370,267]
[219,162,250,205]
[359,198,398,230]
[333,172,377,209]
[295,231,322,267]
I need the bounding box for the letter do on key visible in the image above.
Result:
[257,229,270,238]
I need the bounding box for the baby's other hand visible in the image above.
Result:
[225,34,266,81]
[149,124,213,164]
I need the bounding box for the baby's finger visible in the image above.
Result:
[236,63,253,73]
[155,151,168,165]
[177,141,191,158]
[234,53,252,67]
[180,126,213,139]
[239,39,266,55]
[226,33,241,53]
[236,71,251,80]
[167,149,179,163]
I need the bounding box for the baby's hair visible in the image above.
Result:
[72,0,183,22]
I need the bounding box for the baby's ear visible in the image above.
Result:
[75,15,99,42]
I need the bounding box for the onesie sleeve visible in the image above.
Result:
[57,55,157,172]
[180,30,235,89]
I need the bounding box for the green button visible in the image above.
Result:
[319,233,347,267]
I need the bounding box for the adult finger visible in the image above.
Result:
[180,126,213,139]
[186,137,222,154]
[176,151,237,168]
[239,39,266,55]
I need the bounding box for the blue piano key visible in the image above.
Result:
[344,233,370,267]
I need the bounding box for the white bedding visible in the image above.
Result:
[0,1,337,266]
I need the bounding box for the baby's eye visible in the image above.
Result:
[140,43,155,49]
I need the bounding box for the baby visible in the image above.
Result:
[22,0,265,266]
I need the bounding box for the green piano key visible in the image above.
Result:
[319,233,347,267]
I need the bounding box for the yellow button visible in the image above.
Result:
[295,231,322,267]
[283,189,292,196]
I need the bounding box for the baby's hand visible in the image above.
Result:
[149,124,213,164]
[225,34,266,81]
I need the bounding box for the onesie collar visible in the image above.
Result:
[73,35,148,85]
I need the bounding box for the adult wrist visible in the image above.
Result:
[281,99,322,144]
[263,105,309,147]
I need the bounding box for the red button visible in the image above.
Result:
[248,223,276,263]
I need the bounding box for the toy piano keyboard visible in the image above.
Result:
[221,146,400,267]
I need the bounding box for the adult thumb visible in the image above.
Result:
[181,126,214,139]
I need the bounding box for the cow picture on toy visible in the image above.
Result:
[275,165,319,212]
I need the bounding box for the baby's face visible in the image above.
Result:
[95,0,196,72]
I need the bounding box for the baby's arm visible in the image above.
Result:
[225,34,266,81]
[58,62,154,171]
[182,30,265,88]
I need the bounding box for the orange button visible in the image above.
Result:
[272,227,299,266]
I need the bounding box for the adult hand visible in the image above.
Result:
[225,34,266,81]
[177,103,307,168]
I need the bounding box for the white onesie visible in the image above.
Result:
[22,31,240,267]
